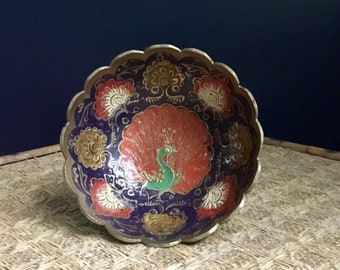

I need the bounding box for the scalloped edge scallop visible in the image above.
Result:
[60,44,263,247]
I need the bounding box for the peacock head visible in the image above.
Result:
[161,145,177,156]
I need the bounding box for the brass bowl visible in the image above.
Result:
[60,44,263,247]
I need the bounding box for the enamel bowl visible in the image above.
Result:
[60,44,263,247]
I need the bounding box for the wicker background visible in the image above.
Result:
[0,144,339,269]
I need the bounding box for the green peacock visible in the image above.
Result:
[141,145,177,192]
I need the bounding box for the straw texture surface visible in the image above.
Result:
[0,145,339,269]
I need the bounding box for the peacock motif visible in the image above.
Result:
[119,105,212,195]
[141,145,176,192]
[142,212,187,236]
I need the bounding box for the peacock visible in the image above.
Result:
[142,145,176,192]
[119,105,212,195]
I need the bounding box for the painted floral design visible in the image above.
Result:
[94,79,136,120]
[193,75,232,116]
[142,212,186,236]
[197,175,237,220]
[119,105,212,195]
[228,122,253,168]
[142,60,186,103]
[90,178,132,218]
[75,127,107,170]
[143,60,185,93]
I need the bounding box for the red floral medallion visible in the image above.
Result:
[90,178,132,218]
[193,75,232,116]
[94,79,136,120]
[197,175,237,220]
[119,105,212,195]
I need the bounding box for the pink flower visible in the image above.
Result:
[193,75,232,116]
[94,79,135,120]
[197,175,237,220]
[90,179,132,219]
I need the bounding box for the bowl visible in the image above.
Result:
[60,44,263,247]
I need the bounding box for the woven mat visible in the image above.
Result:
[0,145,339,269]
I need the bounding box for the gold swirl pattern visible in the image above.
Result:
[142,213,186,236]
[75,127,107,170]
[228,123,253,168]
[142,60,185,102]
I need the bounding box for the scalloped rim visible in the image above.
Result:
[60,44,264,247]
